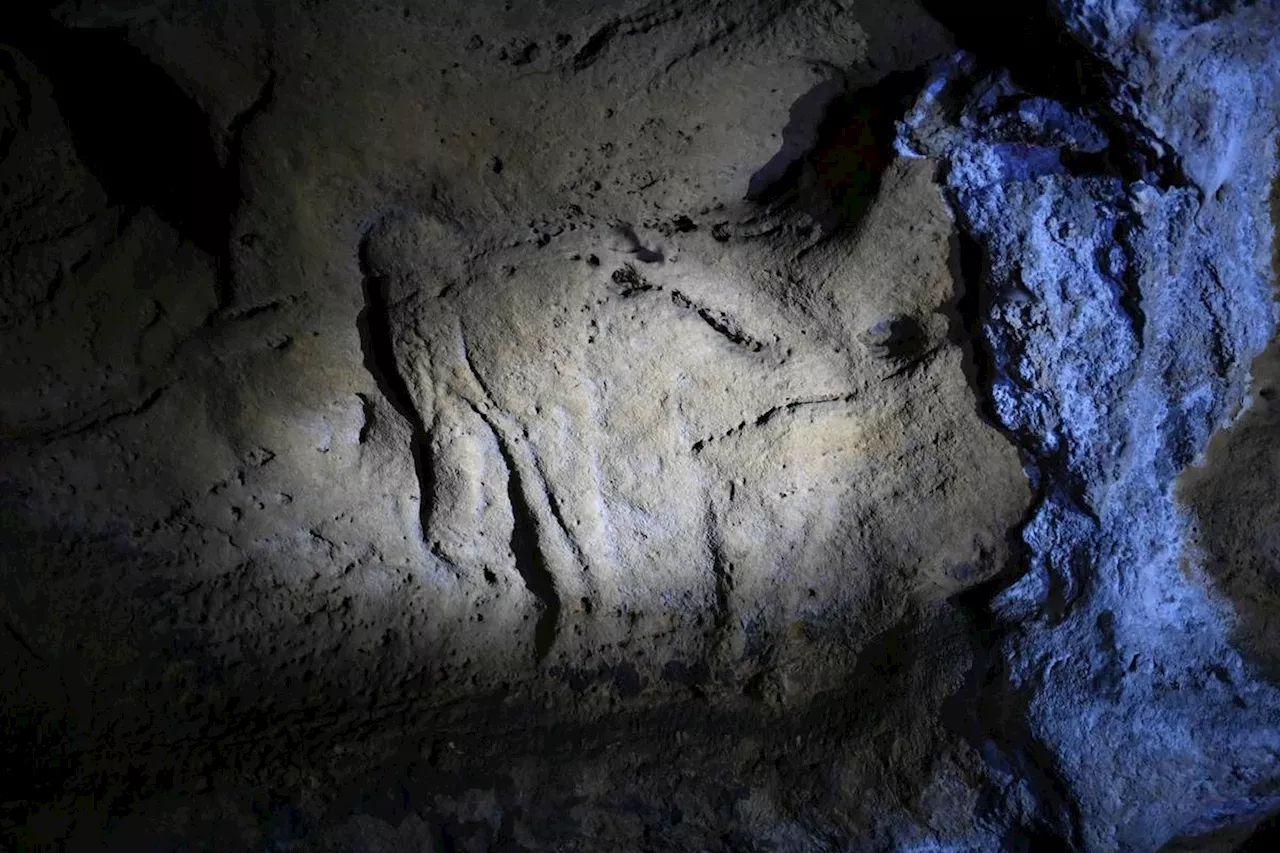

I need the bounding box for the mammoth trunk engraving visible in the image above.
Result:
[356,235,437,551]
[705,503,734,661]
[479,407,563,662]
[457,329,590,574]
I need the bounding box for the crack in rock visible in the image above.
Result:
[691,392,859,454]
[670,289,766,353]
[12,384,169,443]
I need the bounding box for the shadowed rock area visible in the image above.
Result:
[0,1,1278,851]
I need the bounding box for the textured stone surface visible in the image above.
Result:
[897,3,1280,845]
[0,1,1278,850]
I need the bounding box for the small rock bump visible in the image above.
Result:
[858,315,923,361]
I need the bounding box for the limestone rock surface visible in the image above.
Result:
[1,1,1278,851]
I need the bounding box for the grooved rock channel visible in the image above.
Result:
[0,1,1277,851]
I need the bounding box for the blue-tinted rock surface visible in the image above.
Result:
[901,2,1280,844]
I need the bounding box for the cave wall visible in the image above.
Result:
[1,1,1278,851]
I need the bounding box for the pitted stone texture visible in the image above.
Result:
[900,2,1280,844]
